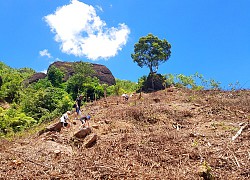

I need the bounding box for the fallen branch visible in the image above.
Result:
[232,153,240,168]
[231,124,248,141]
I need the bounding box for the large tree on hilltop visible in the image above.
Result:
[131,33,171,74]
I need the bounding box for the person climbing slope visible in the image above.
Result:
[79,114,91,129]
[74,94,84,120]
[60,111,71,129]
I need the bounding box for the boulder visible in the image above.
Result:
[46,122,62,132]
[142,73,165,92]
[74,127,91,138]
[38,122,62,135]
[84,134,97,148]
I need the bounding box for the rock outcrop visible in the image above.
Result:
[74,127,92,138]
[142,73,165,92]
[48,61,116,85]
[38,122,62,135]
[24,72,46,85]
[91,63,116,85]
[24,61,116,86]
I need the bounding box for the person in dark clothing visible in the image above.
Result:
[74,95,84,119]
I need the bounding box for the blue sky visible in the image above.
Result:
[0,0,250,89]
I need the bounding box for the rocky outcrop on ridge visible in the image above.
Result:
[25,61,116,86]
[23,72,46,85]
[48,61,116,85]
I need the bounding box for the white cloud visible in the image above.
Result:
[41,69,47,74]
[96,5,103,12]
[44,0,130,60]
[39,49,52,58]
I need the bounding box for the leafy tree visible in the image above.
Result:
[137,75,147,91]
[94,85,104,100]
[73,61,95,76]
[115,79,138,93]
[0,107,36,135]
[82,77,104,101]
[18,67,35,79]
[20,87,72,121]
[107,84,121,96]
[47,65,64,87]
[31,78,53,90]
[131,33,171,74]
[0,65,24,103]
[162,73,221,90]
[107,79,138,96]
[66,62,95,99]
[177,74,195,88]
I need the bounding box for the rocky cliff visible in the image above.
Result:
[26,61,116,86]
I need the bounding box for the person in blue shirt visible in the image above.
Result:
[79,114,91,129]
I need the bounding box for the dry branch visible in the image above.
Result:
[231,124,248,141]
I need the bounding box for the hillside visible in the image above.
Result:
[0,88,249,179]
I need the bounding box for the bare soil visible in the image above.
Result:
[0,88,249,179]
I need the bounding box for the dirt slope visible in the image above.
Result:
[0,88,249,179]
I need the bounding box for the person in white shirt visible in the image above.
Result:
[60,111,71,128]
[122,93,129,101]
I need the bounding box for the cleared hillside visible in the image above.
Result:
[0,88,249,179]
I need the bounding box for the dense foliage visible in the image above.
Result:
[107,79,138,96]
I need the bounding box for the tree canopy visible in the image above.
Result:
[131,33,171,74]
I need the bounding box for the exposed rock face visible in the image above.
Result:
[142,73,165,92]
[49,61,115,85]
[24,61,116,86]
[24,73,46,84]
[48,61,74,81]
[91,63,116,85]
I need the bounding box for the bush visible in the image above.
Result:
[0,108,36,135]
